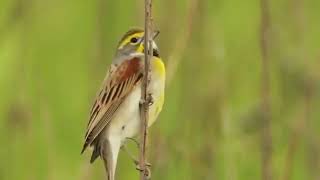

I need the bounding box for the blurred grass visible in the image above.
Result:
[0,0,320,179]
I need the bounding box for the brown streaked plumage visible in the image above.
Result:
[81,58,143,154]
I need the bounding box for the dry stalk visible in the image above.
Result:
[259,0,273,179]
[139,0,153,179]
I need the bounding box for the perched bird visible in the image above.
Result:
[81,28,165,180]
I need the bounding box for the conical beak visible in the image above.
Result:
[140,30,160,44]
[137,30,160,56]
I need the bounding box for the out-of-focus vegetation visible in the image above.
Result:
[0,0,320,179]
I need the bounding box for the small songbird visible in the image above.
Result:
[81,28,165,180]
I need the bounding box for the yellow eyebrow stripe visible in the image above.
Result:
[118,32,144,49]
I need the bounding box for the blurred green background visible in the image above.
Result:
[1,0,320,179]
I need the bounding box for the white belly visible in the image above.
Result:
[107,86,141,142]
[105,77,164,145]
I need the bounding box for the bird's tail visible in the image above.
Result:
[100,138,121,180]
[90,139,100,163]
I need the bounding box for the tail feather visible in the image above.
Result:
[101,152,113,180]
[100,137,121,180]
[90,140,100,163]
[81,141,89,154]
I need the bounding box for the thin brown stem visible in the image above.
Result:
[283,106,304,180]
[282,0,307,179]
[139,0,153,179]
[259,0,273,179]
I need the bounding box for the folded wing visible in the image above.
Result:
[81,58,143,153]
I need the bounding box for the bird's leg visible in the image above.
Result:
[121,142,152,167]
[125,137,151,166]
[126,137,140,148]
[121,144,139,165]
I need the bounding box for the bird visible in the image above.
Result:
[81,28,165,180]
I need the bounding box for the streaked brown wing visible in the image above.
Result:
[81,58,142,153]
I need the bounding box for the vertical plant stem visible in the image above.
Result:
[259,0,272,179]
[166,0,198,85]
[283,90,312,180]
[139,0,152,179]
[282,0,307,179]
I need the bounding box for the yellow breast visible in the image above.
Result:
[148,57,165,127]
[151,57,166,77]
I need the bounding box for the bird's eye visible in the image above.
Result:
[130,37,138,44]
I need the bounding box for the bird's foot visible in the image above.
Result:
[122,140,152,179]
[139,94,154,106]
[135,162,152,179]
[147,93,154,106]
[121,143,151,167]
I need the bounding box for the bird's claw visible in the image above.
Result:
[147,93,154,106]
[135,163,152,179]
[139,94,153,106]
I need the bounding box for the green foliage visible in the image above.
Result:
[0,0,319,179]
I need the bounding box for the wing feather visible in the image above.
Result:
[82,58,142,153]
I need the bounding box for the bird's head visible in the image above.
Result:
[115,28,160,60]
